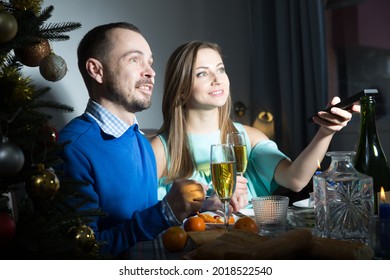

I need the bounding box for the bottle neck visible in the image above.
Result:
[359,96,378,138]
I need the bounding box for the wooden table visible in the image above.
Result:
[125,233,187,260]
[124,207,312,260]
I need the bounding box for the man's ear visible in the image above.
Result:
[86,58,103,84]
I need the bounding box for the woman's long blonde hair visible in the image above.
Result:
[158,41,237,182]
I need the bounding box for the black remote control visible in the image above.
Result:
[308,89,379,123]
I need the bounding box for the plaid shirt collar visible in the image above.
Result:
[85,99,139,138]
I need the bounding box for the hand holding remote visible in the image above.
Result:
[308,89,378,123]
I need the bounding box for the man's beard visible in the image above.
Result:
[105,80,152,113]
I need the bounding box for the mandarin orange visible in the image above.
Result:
[216,215,235,224]
[197,212,235,224]
[197,212,217,223]
[233,216,259,233]
[162,226,188,252]
[184,216,206,232]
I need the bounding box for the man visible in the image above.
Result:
[59,22,205,257]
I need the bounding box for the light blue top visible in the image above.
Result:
[157,122,289,205]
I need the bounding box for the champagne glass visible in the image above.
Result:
[210,144,237,229]
[227,131,248,176]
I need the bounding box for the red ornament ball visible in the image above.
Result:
[39,125,58,144]
[0,212,16,246]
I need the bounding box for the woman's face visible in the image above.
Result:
[188,48,230,110]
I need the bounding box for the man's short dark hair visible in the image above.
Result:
[77,22,141,91]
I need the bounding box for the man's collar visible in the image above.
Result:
[85,99,139,138]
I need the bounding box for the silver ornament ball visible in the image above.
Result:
[0,138,25,176]
[39,53,68,82]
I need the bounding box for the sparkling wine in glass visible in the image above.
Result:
[210,144,237,229]
[227,131,248,176]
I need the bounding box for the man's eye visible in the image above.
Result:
[130,58,139,63]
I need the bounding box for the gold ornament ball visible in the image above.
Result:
[39,53,68,82]
[27,164,60,200]
[14,39,51,67]
[0,11,18,43]
[67,225,96,251]
[10,0,43,15]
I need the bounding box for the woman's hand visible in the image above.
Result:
[312,96,360,134]
[229,175,249,212]
[200,176,248,213]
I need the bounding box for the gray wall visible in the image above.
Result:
[22,0,253,131]
[20,0,390,161]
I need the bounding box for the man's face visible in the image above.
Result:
[103,28,155,113]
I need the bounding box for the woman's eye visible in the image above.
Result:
[196,71,207,77]
[218,67,225,73]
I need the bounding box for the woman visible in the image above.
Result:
[150,41,358,212]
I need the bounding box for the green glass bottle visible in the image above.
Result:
[354,95,390,214]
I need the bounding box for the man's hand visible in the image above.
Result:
[165,179,205,222]
[200,192,222,212]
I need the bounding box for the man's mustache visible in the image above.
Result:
[135,78,154,87]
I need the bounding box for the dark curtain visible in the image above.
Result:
[250,0,328,159]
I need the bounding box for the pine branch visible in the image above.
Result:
[0,3,81,51]
[27,99,74,113]
[8,6,47,46]
[40,22,82,41]
[29,86,50,99]
[36,5,54,23]
[0,53,22,70]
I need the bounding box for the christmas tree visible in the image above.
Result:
[0,0,106,259]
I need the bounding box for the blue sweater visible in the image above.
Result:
[59,114,171,257]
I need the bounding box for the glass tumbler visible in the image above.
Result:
[252,195,289,236]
